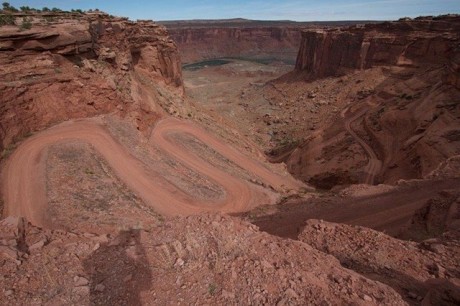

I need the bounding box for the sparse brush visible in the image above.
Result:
[208,283,217,296]
[19,17,32,30]
[0,13,15,26]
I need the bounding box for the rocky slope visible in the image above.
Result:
[0,12,184,154]
[299,218,460,305]
[0,214,407,305]
[257,15,460,187]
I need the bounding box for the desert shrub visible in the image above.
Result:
[19,17,32,30]
[0,13,14,25]
[71,9,84,14]
[44,16,56,23]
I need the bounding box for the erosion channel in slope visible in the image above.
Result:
[2,117,304,228]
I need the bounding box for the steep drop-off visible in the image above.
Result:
[0,13,184,153]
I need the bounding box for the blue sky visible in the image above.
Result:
[5,0,460,21]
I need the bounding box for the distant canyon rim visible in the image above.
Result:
[0,8,459,306]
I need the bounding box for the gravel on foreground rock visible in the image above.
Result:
[0,214,407,305]
[299,219,460,305]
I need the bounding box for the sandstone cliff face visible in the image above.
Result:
[0,14,184,153]
[296,15,460,80]
[166,26,302,64]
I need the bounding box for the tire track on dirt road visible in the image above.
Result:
[343,107,382,184]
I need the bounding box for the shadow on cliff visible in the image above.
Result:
[83,229,152,305]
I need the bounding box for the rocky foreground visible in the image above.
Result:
[300,220,460,305]
[0,214,407,305]
[1,209,459,305]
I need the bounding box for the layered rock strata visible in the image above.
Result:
[0,13,184,152]
[295,15,460,80]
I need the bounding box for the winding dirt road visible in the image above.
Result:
[251,178,460,239]
[343,107,382,184]
[1,117,303,227]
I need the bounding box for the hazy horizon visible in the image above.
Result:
[4,0,460,21]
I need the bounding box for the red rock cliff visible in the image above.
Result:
[295,15,460,80]
[283,15,460,186]
[162,20,372,64]
[166,26,302,64]
[0,14,184,152]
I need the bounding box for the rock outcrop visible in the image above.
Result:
[299,219,460,305]
[399,190,460,241]
[0,214,407,305]
[295,15,460,80]
[0,13,184,153]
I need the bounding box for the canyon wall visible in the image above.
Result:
[295,15,460,80]
[0,13,184,152]
[161,20,373,64]
[281,15,460,186]
[165,26,302,64]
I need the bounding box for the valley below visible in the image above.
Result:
[0,9,459,306]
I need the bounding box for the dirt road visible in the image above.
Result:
[1,117,303,227]
[250,178,460,239]
[343,107,382,184]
